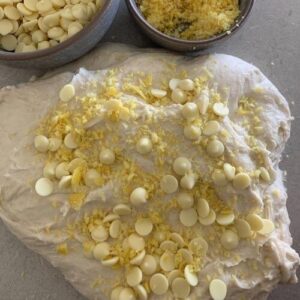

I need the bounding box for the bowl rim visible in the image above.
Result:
[0,0,115,61]
[126,0,254,46]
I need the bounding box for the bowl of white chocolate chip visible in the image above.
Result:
[0,0,120,68]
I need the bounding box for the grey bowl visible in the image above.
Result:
[126,0,254,52]
[0,0,120,69]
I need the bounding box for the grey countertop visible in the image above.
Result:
[0,0,299,299]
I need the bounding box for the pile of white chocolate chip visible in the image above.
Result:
[0,0,104,52]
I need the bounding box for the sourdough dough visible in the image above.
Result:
[0,44,299,300]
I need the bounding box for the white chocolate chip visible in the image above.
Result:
[141,254,157,275]
[151,88,167,98]
[177,192,194,209]
[171,277,190,298]
[130,187,148,206]
[246,214,264,231]
[213,103,229,117]
[103,214,119,223]
[160,240,177,253]
[113,204,131,216]
[170,232,185,247]
[91,225,108,242]
[55,162,69,179]
[35,177,53,196]
[0,19,13,35]
[203,120,220,136]
[189,237,208,254]
[109,219,121,239]
[59,84,75,102]
[84,169,100,187]
[48,137,62,152]
[184,124,201,140]
[184,264,198,287]
[235,219,252,238]
[110,286,123,300]
[167,269,182,284]
[206,140,224,157]
[173,157,191,176]
[180,173,197,190]
[68,158,86,173]
[233,173,251,189]
[260,167,271,182]
[178,79,194,91]
[128,233,145,251]
[43,12,60,28]
[130,249,146,265]
[169,78,180,90]
[118,287,136,300]
[150,273,169,295]
[216,211,235,226]
[93,242,110,260]
[67,21,83,36]
[212,169,228,186]
[64,133,78,149]
[209,279,227,300]
[58,175,72,189]
[4,6,20,20]
[195,88,209,115]
[134,285,148,300]
[181,102,199,120]
[43,161,58,179]
[199,209,216,226]
[160,251,175,272]
[99,148,115,165]
[160,175,178,194]
[135,218,153,236]
[197,198,210,218]
[36,0,53,13]
[220,230,239,250]
[1,34,17,50]
[34,135,49,152]
[126,266,143,287]
[171,88,186,104]
[223,163,236,180]
[101,256,119,267]
[258,219,275,235]
[179,208,198,227]
[136,136,152,154]
[178,248,193,263]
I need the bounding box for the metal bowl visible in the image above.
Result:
[0,0,120,69]
[126,0,254,52]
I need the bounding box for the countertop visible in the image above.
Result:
[0,0,299,299]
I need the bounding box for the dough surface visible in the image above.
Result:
[0,44,299,300]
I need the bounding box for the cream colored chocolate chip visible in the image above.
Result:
[34,135,49,152]
[109,219,121,239]
[235,219,252,238]
[195,88,209,115]
[0,7,4,19]
[130,187,148,206]
[1,34,17,50]
[22,19,37,31]
[58,175,72,189]
[179,208,198,227]
[93,242,110,260]
[223,163,236,180]
[141,254,157,275]
[99,148,115,165]
[178,79,194,91]
[71,3,87,20]
[160,251,175,272]
[216,210,235,226]
[134,284,148,300]
[212,169,228,186]
[68,158,86,172]
[213,103,229,117]
[151,88,167,98]
[128,233,145,251]
[172,88,186,104]
[172,277,191,298]
[180,173,197,190]
[61,7,75,20]
[181,102,199,120]
[170,232,185,247]
[16,3,32,16]
[173,157,191,176]
[246,213,264,231]
[111,286,123,300]
[260,167,271,182]
[178,248,193,263]
[207,140,224,157]
[38,17,48,32]
[199,209,216,226]
[167,269,182,284]
[197,198,210,218]
[203,120,220,136]
[51,0,65,8]
[130,249,146,265]
[103,214,119,223]
[24,0,38,11]
[177,192,194,209]
[169,78,180,90]
[91,225,108,242]
[160,240,177,253]
[184,264,198,287]
[150,273,169,295]
[184,124,201,140]
[101,256,119,267]
[233,173,251,189]
[59,84,75,102]
[258,219,275,235]
[136,136,152,154]
[220,230,239,250]
[35,177,53,196]
[43,161,58,179]
[48,137,61,151]
[160,175,178,194]
[36,0,53,13]
[135,218,153,236]
[113,204,131,216]
[64,133,78,149]
[189,237,208,254]
[118,287,136,300]
[209,279,227,300]
[43,12,60,27]
[55,162,69,179]
[84,169,100,187]
[67,20,82,36]
[126,266,143,287]
[4,6,20,20]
